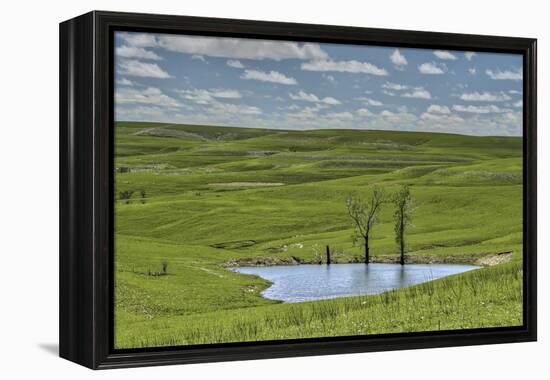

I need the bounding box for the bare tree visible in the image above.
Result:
[119,190,134,204]
[393,185,415,265]
[346,187,385,264]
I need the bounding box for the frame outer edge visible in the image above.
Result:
[58,10,538,369]
[59,11,97,369]
[59,17,73,363]
[527,38,537,340]
[93,9,115,368]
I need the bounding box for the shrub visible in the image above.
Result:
[119,190,134,204]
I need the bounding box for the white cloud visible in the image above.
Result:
[116,105,164,119]
[226,60,244,68]
[509,90,522,95]
[116,87,180,108]
[390,49,408,69]
[301,59,388,76]
[499,111,522,124]
[418,62,447,75]
[177,88,242,104]
[286,105,324,120]
[381,82,430,99]
[356,97,383,106]
[207,102,262,116]
[323,74,336,83]
[289,90,319,102]
[116,78,134,86]
[323,96,341,105]
[356,108,372,117]
[379,110,418,124]
[433,50,457,60]
[208,89,242,99]
[382,82,409,91]
[289,90,341,105]
[154,34,329,61]
[420,112,464,123]
[402,88,431,99]
[119,33,158,48]
[326,111,354,121]
[117,59,171,78]
[426,105,451,114]
[191,54,207,62]
[418,111,520,136]
[397,106,409,113]
[173,88,262,118]
[513,100,523,108]
[241,69,297,85]
[452,104,511,114]
[116,46,162,60]
[380,111,393,117]
[468,67,477,75]
[486,69,522,80]
[120,32,330,61]
[465,52,476,61]
[459,91,511,102]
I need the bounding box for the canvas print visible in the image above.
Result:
[113,31,523,349]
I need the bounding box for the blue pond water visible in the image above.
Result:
[233,263,479,303]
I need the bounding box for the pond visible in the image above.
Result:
[232,263,479,303]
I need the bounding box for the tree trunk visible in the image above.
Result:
[399,216,405,265]
[326,245,331,265]
[364,236,369,265]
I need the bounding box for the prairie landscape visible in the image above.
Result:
[114,121,523,349]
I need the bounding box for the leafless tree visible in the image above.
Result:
[346,187,385,264]
[393,185,415,265]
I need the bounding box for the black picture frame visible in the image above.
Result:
[59,10,537,369]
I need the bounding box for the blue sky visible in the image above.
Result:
[114,32,523,136]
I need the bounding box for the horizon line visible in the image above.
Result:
[115,119,523,139]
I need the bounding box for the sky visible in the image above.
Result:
[114,31,523,136]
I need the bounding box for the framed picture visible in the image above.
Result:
[59,11,537,369]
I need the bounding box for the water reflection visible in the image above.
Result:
[233,263,478,303]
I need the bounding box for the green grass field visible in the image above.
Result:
[114,121,523,349]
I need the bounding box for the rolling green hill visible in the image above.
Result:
[114,121,523,348]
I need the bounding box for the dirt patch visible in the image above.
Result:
[134,127,207,140]
[210,240,257,250]
[224,251,514,267]
[370,254,478,265]
[474,252,513,266]
[367,252,513,266]
[248,151,278,157]
[162,170,192,176]
[209,182,285,188]
[116,164,172,173]
[224,256,305,267]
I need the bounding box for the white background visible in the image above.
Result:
[0,0,546,378]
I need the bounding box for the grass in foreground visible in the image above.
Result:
[115,261,522,348]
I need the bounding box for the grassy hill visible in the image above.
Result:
[114,121,523,348]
